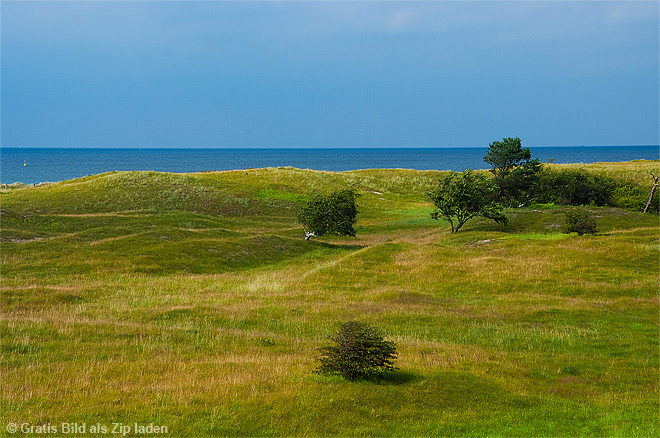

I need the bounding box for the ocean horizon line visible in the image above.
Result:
[2,145,659,150]
[2,145,658,185]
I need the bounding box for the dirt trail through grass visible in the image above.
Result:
[300,245,373,279]
[54,212,142,217]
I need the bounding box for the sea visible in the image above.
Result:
[1,146,658,185]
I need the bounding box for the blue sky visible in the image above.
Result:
[2,1,658,148]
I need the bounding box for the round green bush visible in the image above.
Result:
[563,208,598,236]
[315,321,397,380]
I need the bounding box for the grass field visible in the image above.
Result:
[1,161,659,436]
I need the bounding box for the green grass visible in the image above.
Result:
[1,162,658,436]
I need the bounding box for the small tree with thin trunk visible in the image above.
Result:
[428,170,507,233]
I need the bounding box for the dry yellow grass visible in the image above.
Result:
[1,166,658,436]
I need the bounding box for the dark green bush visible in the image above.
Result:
[563,208,598,236]
[315,321,397,380]
[536,168,616,206]
[297,189,359,240]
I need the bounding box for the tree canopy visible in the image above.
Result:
[484,137,541,205]
[428,170,507,233]
[297,188,359,240]
[484,137,532,173]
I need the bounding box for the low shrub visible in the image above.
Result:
[536,168,616,206]
[315,321,397,380]
[610,185,648,212]
[563,208,598,236]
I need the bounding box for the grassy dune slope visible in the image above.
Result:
[1,162,658,436]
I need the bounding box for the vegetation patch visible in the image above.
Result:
[0,163,658,436]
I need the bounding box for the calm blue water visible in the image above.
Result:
[1,146,658,185]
